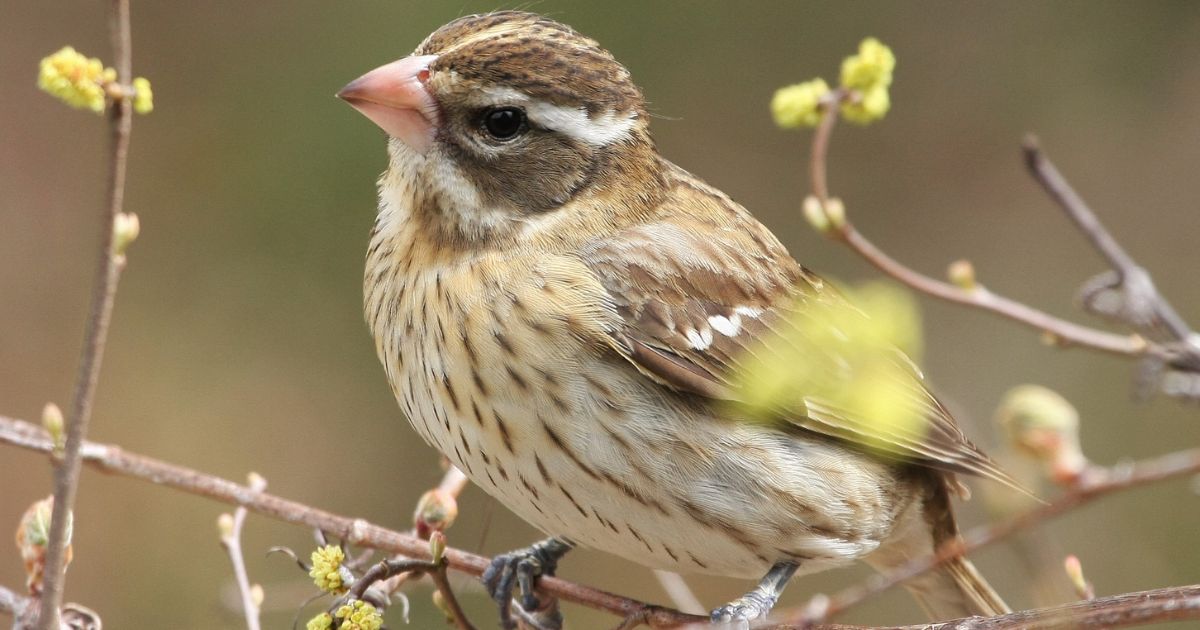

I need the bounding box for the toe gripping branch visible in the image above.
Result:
[482,537,574,629]
[711,561,799,626]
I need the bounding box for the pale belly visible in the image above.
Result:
[388,323,907,579]
[367,247,910,579]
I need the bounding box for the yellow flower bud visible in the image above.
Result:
[305,612,333,630]
[771,78,830,129]
[309,544,347,594]
[37,46,115,114]
[838,38,895,125]
[335,600,383,630]
[841,84,891,125]
[132,77,153,114]
[840,37,896,92]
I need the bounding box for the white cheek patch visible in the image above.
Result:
[430,158,483,211]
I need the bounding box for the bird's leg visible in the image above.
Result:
[710,561,799,625]
[482,537,573,629]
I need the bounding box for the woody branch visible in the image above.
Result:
[2,415,1199,629]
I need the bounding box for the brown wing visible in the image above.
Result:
[578,177,1016,488]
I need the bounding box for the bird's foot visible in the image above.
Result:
[709,590,777,626]
[710,561,799,628]
[482,537,572,629]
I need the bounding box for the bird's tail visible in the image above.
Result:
[902,554,1010,619]
[865,473,1010,620]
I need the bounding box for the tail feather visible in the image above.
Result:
[866,471,1010,621]
[905,555,1010,619]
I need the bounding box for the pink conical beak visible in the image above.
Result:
[338,55,440,153]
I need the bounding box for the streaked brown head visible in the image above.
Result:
[339,11,657,236]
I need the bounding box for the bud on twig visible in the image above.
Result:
[217,513,235,539]
[947,259,977,291]
[41,402,65,457]
[414,488,458,538]
[996,385,1088,484]
[112,212,139,257]
[15,496,72,596]
[1064,555,1095,599]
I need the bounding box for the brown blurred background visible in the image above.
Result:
[2,1,1199,627]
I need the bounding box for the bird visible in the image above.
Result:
[339,10,1013,627]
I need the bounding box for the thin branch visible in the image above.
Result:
[5,415,1198,629]
[1022,137,1197,351]
[762,584,1200,630]
[774,448,1200,625]
[805,100,1180,365]
[2,412,1200,628]
[39,0,135,626]
[219,474,266,630]
[0,415,705,629]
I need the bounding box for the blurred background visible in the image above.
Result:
[2,1,1199,627]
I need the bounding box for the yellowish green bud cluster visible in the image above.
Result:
[131,77,154,114]
[37,46,154,115]
[306,612,333,630]
[334,600,383,630]
[309,545,348,594]
[771,79,830,129]
[839,38,895,125]
[38,47,115,113]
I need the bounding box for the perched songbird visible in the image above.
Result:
[340,11,1012,626]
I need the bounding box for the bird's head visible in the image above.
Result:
[340,12,663,246]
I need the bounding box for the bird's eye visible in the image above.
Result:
[482,107,526,140]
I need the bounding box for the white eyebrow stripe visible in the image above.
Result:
[478,86,636,147]
[525,102,636,146]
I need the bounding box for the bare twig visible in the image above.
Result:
[0,415,705,629]
[761,584,1200,629]
[775,448,1200,625]
[1021,137,1200,374]
[345,556,477,630]
[5,415,1198,629]
[39,0,135,626]
[805,99,1185,366]
[219,473,266,630]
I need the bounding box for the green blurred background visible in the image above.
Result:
[2,1,1199,627]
